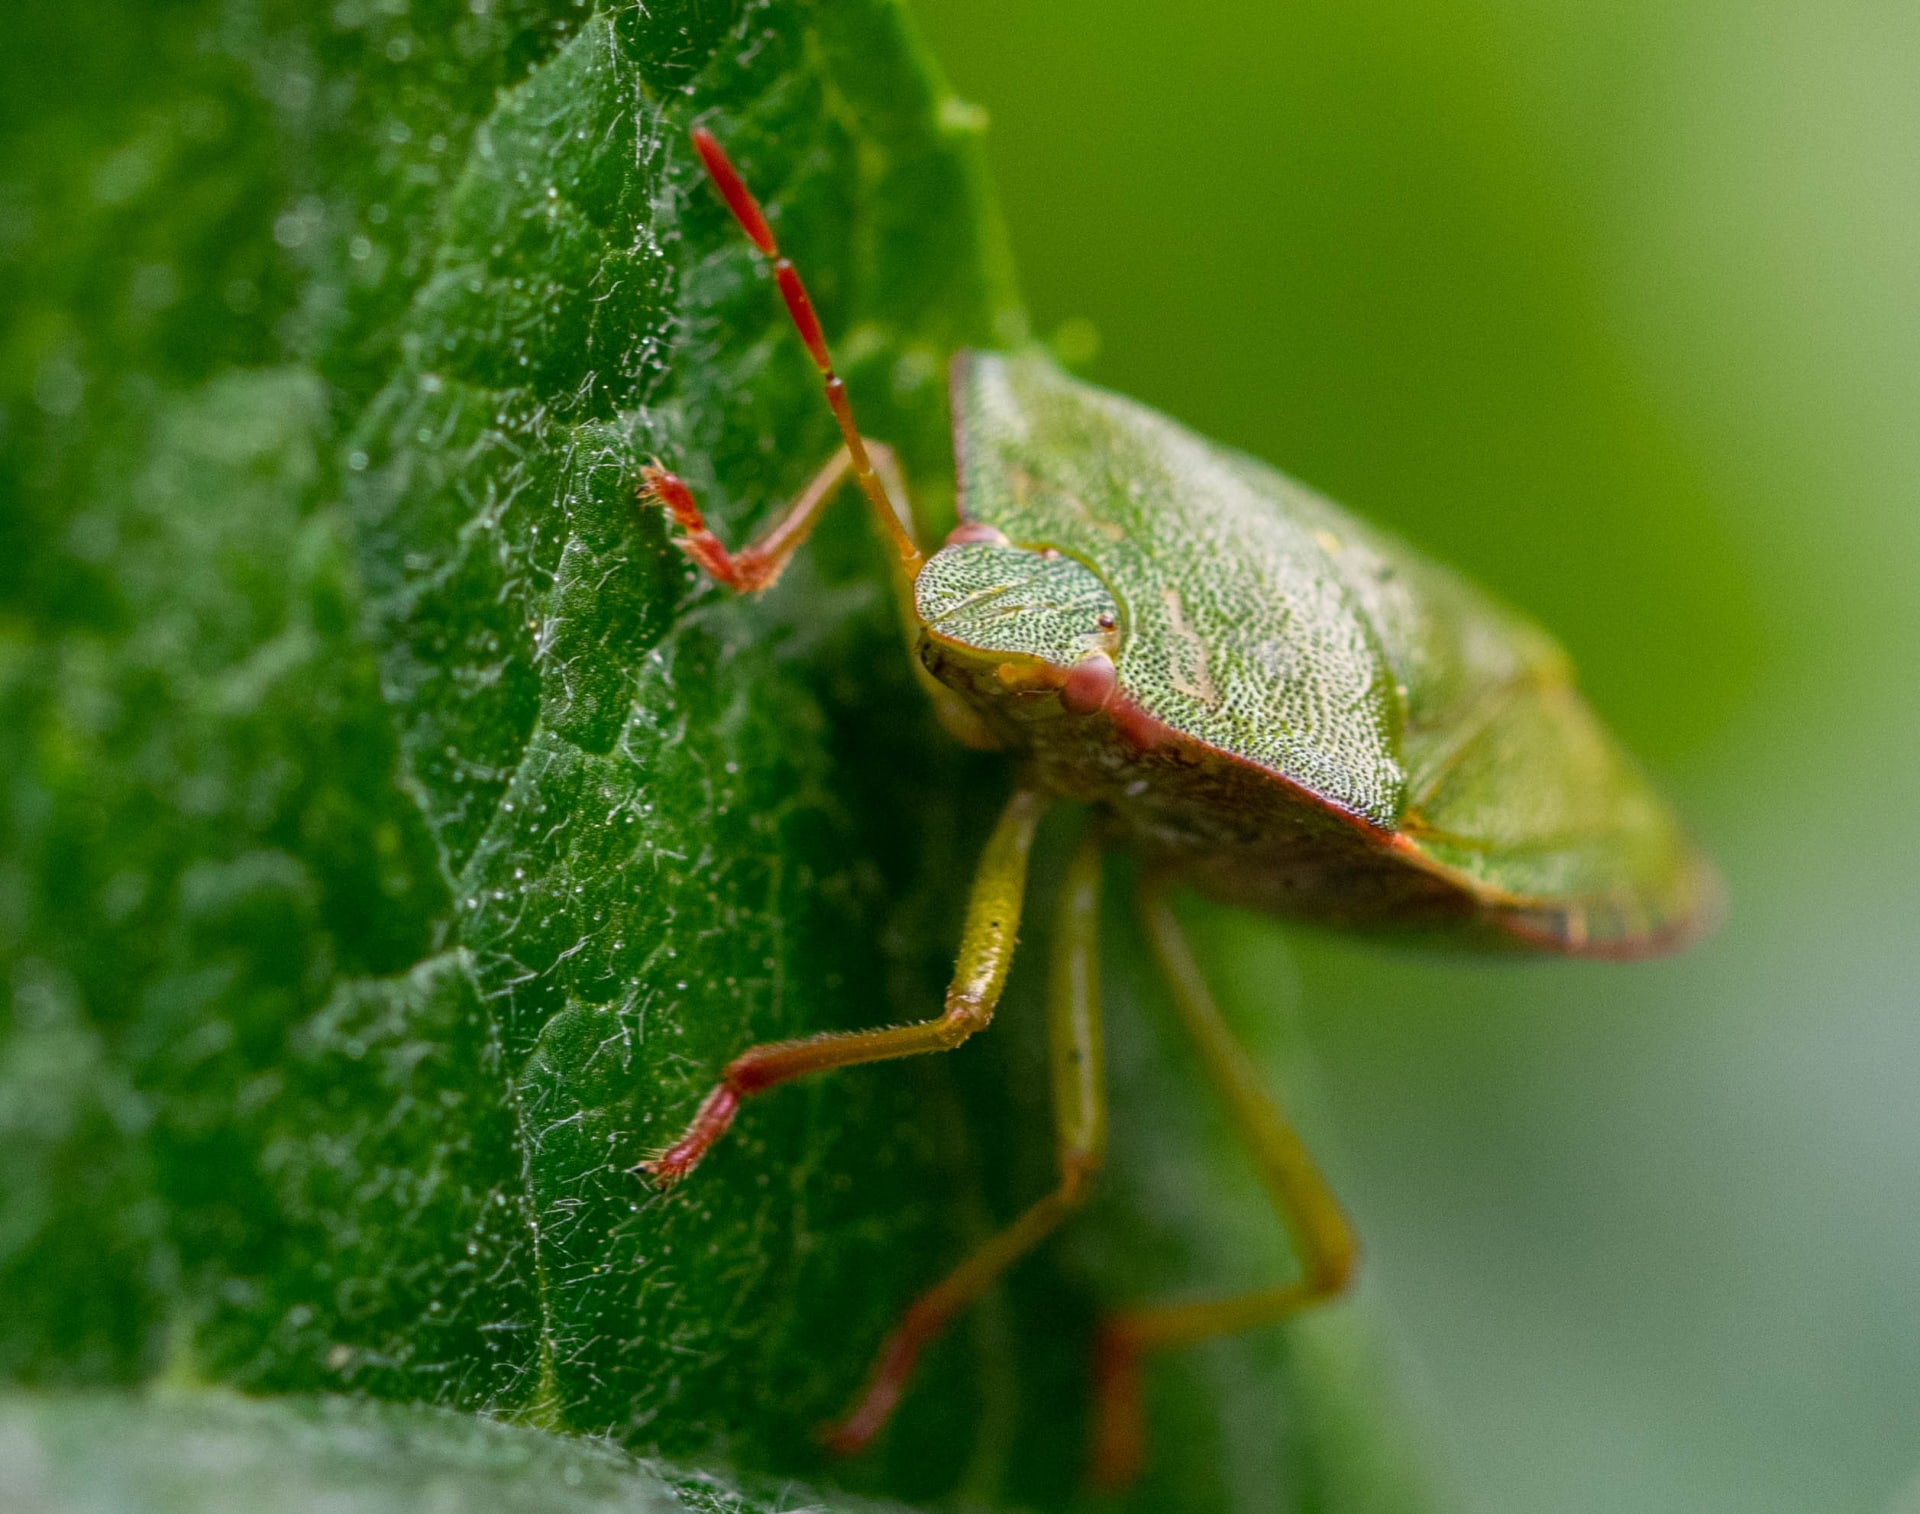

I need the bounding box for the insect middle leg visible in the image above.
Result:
[822,825,1109,1456]
[637,781,1050,1185]
[1089,875,1359,1488]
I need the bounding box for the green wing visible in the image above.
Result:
[1205,414,1714,953]
[1393,675,1715,953]
[952,348,1713,954]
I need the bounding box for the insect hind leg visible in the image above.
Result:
[1089,875,1358,1488]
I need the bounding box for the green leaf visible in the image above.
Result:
[0,1389,912,1514]
[0,0,1457,1509]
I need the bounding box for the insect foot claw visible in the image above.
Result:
[635,462,669,501]
[630,1150,693,1189]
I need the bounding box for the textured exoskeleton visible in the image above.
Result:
[636,127,1716,1487]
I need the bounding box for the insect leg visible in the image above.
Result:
[645,435,1002,736]
[822,826,1108,1456]
[642,436,916,596]
[1089,876,1359,1489]
[641,446,851,594]
[690,127,924,578]
[636,783,1050,1186]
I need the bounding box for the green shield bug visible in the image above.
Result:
[637,126,1718,1485]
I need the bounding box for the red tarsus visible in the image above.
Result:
[636,1034,823,1186]
[639,464,775,593]
[1089,1324,1147,1490]
[817,1300,943,1456]
[637,1081,742,1185]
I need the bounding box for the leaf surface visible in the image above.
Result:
[0,1389,909,1514]
[0,1,1457,1510]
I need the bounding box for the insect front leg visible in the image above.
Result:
[645,443,1001,747]
[641,439,912,596]
[678,126,924,578]
[1090,876,1359,1489]
[636,782,1050,1186]
[822,826,1109,1456]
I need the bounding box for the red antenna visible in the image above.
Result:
[690,127,921,573]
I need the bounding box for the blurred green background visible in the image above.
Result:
[5,0,1915,1508]
[911,1,1920,1512]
